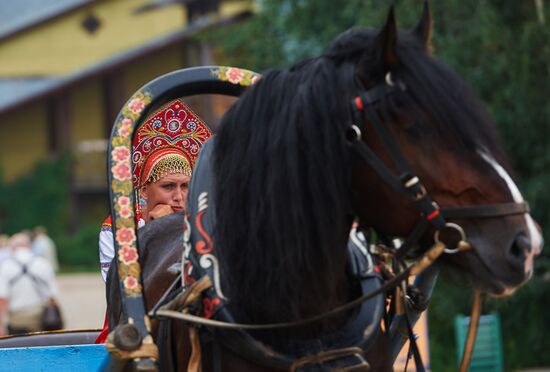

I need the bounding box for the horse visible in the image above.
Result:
[107,4,542,371]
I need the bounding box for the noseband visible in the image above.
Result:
[348,71,529,257]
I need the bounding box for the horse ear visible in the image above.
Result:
[380,6,398,67]
[411,1,433,53]
[357,6,397,84]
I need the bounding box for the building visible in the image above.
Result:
[0,0,252,229]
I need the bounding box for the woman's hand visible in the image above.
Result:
[148,204,174,221]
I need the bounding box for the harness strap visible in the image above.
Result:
[442,202,529,219]
[394,219,430,260]
[188,328,202,372]
[290,347,368,372]
[348,123,445,232]
[154,270,398,330]
[361,101,411,175]
[157,276,213,372]
[459,290,482,372]
[348,132,410,197]
[105,336,159,361]
[153,241,445,331]
[405,317,425,372]
[352,83,446,231]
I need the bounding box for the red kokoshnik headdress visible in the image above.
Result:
[132,99,212,189]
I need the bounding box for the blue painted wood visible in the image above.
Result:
[0,344,110,371]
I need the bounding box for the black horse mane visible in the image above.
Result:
[214,57,355,325]
[213,26,505,326]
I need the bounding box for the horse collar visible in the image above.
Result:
[182,138,386,370]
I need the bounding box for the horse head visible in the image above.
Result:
[346,5,543,295]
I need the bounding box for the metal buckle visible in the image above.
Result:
[404,176,427,201]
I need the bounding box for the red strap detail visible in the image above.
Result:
[354,96,364,111]
[426,209,441,221]
[95,312,109,344]
[374,265,382,273]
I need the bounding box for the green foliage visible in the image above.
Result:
[56,223,100,270]
[207,0,550,369]
[0,155,70,239]
[0,156,98,270]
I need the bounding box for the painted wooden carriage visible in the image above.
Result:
[0,66,262,371]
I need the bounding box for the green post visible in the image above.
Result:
[455,313,504,372]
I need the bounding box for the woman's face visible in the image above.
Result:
[140,173,191,214]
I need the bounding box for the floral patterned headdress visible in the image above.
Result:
[132,99,212,190]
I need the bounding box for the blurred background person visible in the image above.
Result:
[0,232,60,335]
[32,226,59,273]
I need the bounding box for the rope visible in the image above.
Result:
[459,290,482,372]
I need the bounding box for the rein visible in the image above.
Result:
[152,241,444,330]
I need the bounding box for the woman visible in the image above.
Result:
[96,99,211,342]
[99,99,212,281]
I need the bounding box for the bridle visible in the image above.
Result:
[347,71,529,259]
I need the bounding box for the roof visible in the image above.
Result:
[0,77,62,109]
[0,9,252,116]
[0,0,94,40]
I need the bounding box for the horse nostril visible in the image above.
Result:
[510,241,522,259]
[509,234,530,262]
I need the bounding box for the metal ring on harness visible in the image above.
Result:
[346,125,362,143]
[385,72,395,86]
[434,222,468,254]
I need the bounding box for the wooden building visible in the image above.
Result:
[0,0,252,228]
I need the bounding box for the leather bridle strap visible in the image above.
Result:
[350,76,446,231]
[442,202,529,219]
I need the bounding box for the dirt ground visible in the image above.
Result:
[56,273,106,330]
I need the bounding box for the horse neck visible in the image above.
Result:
[222,215,354,334]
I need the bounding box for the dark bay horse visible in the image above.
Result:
[108,4,542,371]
